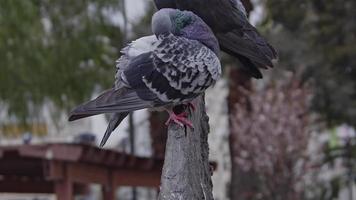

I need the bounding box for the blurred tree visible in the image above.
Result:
[264,0,356,127]
[0,0,124,122]
[131,1,155,36]
[262,1,356,198]
[227,1,259,199]
[323,133,356,200]
[231,77,315,200]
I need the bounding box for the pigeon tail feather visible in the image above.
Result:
[217,27,277,69]
[99,112,129,147]
[68,88,150,121]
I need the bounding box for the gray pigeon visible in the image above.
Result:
[69,9,221,147]
[154,0,278,78]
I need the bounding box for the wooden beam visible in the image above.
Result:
[102,173,115,200]
[0,179,86,195]
[55,178,73,200]
[44,160,65,181]
[19,144,83,161]
[113,170,161,187]
[50,161,74,200]
[67,163,109,185]
[0,144,164,195]
[0,180,53,193]
[0,158,43,176]
[102,186,115,200]
[62,162,161,187]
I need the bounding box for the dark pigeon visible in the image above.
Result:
[154,0,278,78]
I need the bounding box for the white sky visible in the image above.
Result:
[126,0,147,23]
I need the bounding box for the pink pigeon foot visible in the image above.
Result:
[165,110,193,128]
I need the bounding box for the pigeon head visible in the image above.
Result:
[152,9,220,56]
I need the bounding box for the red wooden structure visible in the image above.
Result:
[0,143,163,200]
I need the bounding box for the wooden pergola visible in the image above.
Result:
[0,143,163,200]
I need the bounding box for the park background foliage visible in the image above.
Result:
[0,0,356,199]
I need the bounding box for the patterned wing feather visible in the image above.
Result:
[144,34,221,102]
[122,34,221,105]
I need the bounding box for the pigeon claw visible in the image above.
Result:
[187,102,196,112]
[165,111,193,129]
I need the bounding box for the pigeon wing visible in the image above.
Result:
[123,34,221,104]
